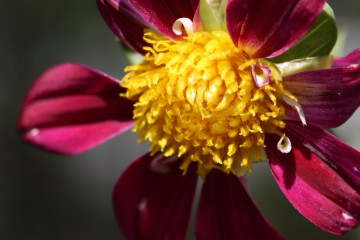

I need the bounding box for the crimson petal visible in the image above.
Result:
[266,124,360,235]
[285,120,360,194]
[195,170,284,240]
[113,153,198,240]
[283,63,360,128]
[97,0,149,54]
[226,0,326,58]
[18,63,134,155]
[128,0,199,39]
[333,48,360,67]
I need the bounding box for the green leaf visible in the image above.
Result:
[270,3,337,63]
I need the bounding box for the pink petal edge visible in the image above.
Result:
[333,48,360,67]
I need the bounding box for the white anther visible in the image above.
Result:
[282,95,307,126]
[172,18,194,36]
[277,134,292,153]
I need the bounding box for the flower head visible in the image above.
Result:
[121,30,293,176]
[18,0,360,239]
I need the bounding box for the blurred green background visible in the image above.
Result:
[2,0,360,239]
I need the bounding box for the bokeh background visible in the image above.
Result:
[2,1,360,239]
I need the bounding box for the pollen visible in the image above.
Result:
[121,30,292,176]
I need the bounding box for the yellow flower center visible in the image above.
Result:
[121,30,295,176]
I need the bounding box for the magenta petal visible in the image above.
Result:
[283,64,360,128]
[284,120,360,194]
[113,153,198,240]
[195,170,284,240]
[333,48,360,67]
[226,0,326,58]
[18,63,134,155]
[97,0,149,54]
[266,125,360,235]
[128,0,199,39]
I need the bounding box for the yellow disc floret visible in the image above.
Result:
[121,30,292,176]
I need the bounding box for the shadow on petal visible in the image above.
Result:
[18,63,134,154]
[113,153,198,240]
[266,123,360,235]
[196,170,284,240]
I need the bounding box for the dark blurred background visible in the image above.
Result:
[2,1,360,239]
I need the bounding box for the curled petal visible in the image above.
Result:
[97,0,150,54]
[283,63,360,128]
[266,123,360,235]
[18,63,134,155]
[277,133,292,153]
[226,0,326,58]
[333,48,360,67]
[128,0,199,39]
[172,18,194,36]
[113,153,198,240]
[252,64,271,87]
[196,170,284,240]
[282,95,306,126]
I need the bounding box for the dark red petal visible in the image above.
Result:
[266,125,360,235]
[128,0,199,39]
[97,0,149,54]
[333,48,360,67]
[113,153,198,240]
[195,170,284,240]
[18,63,134,155]
[226,0,326,58]
[285,120,360,194]
[283,64,360,128]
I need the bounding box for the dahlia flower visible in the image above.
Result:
[18,0,360,239]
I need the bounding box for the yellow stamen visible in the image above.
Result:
[121,30,295,177]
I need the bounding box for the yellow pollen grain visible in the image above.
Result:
[121,30,292,177]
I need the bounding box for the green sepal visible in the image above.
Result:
[199,0,227,32]
[275,56,333,77]
[270,3,337,63]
